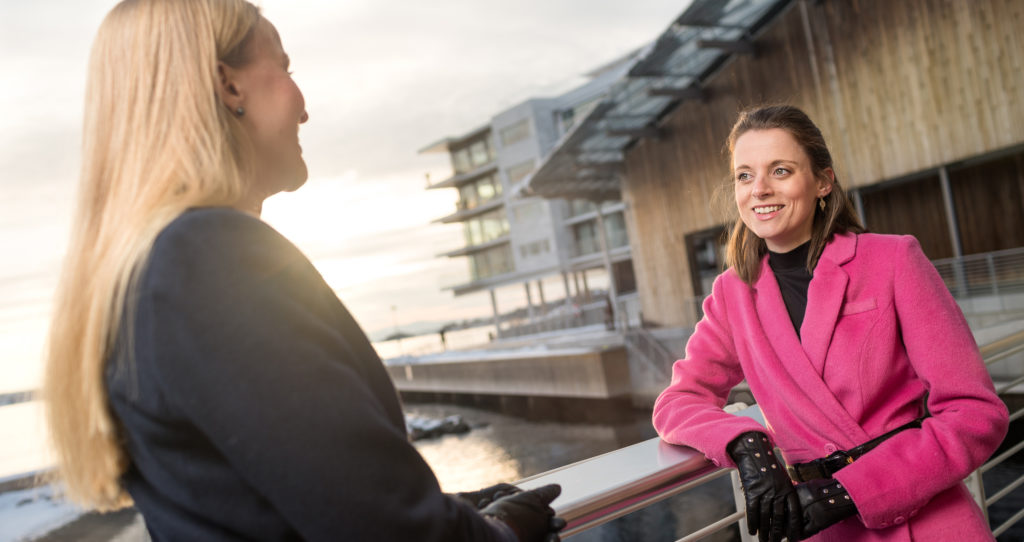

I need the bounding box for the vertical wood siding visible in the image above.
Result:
[623,0,1024,327]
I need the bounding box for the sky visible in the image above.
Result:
[0,0,691,393]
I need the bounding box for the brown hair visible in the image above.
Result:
[724,105,864,284]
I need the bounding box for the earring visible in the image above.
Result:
[235,106,245,117]
[819,197,826,211]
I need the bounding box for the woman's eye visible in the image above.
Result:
[773,167,790,176]
[736,172,752,182]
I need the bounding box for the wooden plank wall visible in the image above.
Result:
[951,152,1024,255]
[623,0,1024,327]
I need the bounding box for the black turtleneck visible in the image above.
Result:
[768,241,812,337]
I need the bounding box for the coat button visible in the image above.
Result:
[909,509,918,517]
[880,522,889,528]
[894,516,906,524]
[824,443,838,454]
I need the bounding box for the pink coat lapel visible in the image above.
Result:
[802,234,857,372]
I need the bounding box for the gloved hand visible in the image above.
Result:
[481,483,566,542]
[794,478,857,539]
[727,432,801,542]
[454,482,522,509]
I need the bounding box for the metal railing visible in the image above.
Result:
[517,329,1024,540]
[932,247,1024,305]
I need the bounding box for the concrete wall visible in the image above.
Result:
[387,347,632,399]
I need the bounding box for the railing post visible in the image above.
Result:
[730,470,758,542]
[986,253,999,298]
[964,469,989,524]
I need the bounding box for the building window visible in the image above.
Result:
[459,183,478,211]
[469,140,491,168]
[556,98,601,136]
[500,119,532,147]
[451,136,495,175]
[463,208,509,246]
[452,148,471,174]
[457,173,503,211]
[518,238,552,259]
[569,199,597,217]
[572,211,627,257]
[572,221,598,257]
[471,244,513,280]
[506,159,535,184]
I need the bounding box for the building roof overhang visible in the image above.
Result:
[522,0,791,202]
[418,124,492,154]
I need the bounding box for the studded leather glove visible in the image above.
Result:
[727,432,802,542]
[794,478,857,539]
[481,484,566,542]
[454,482,522,509]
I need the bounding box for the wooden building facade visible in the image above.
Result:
[616,0,1024,327]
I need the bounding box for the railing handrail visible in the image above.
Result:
[518,327,1024,539]
[932,246,1024,267]
[514,405,765,538]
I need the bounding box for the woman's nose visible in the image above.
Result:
[751,175,770,198]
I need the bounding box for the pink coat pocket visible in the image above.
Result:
[841,298,877,316]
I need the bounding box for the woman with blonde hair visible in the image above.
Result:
[44,1,562,540]
[653,105,1008,541]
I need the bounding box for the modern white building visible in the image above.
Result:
[420,54,641,337]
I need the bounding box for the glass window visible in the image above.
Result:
[570,199,596,216]
[463,220,483,246]
[476,178,496,202]
[500,119,531,146]
[459,183,477,210]
[506,159,535,184]
[470,140,491,168]
[470,245,512,280]
[604,212,628,249]
[463,209,509,247]
[452,149,471,174]
[573,222,598,257]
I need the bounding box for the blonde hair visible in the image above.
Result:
[723,105,864,284]
[43,0,260,510]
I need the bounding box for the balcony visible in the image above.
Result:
[427,162,499,190]
[434,197,505,224]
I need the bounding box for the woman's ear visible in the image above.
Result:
[819,167,835,197]
[216,61,244,112]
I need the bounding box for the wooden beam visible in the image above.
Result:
[697,39,755,55]
[605,127,665,140]
[648,86,706,101]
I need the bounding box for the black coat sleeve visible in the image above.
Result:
[134,209,513,542]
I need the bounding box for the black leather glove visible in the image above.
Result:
[727,432,801,542]
[481,483,565,542]
[454,482,522,509]
[794,478,857,539]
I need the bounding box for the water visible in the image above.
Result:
[407,402,740,542]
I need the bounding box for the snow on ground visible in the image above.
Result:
[384,325,616,366]
[0,484,82,542]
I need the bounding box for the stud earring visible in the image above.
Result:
[235,106,245,117]
[819,197,826,211]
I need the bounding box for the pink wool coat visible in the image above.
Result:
[653,233,1009,541]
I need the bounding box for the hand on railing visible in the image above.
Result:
[481,484,566,542]
[727,432,802,542]
[453,482,522,509]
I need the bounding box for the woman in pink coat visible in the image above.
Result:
[652,105,1008,542]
